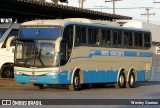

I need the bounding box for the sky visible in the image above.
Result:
[46,0,160,24]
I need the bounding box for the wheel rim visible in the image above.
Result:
[119,75,125,86]
[3,69,12,77]
[130,75,134,86]
[74,76,79,86]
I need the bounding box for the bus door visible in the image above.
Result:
[60,40,68,66]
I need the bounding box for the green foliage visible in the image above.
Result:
[51,0,68,4]
[51,0,58,4]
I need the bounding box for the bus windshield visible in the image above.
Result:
[15,40,59,67]
[19,27,61,39]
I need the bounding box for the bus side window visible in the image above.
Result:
[134,32,142,47]
[2,29,18,48]
[61,25,73,66]
[60,41,67,66]
[75,26,86,43]
[134,32,139,47]
[107,30,111,45]
[113,30,122,46]
[139,33,143,47]
[101,29,107,44]
[124,31,133,47]
[88,28,98,44]
[101,29,111,46]
[118,31,122,46]
[144,33,151,48]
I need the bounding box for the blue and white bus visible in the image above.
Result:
[8,18,152,90]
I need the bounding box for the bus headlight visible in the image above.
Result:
[47,72,58,76]
[14,71,22,75]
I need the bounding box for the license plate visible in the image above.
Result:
[30,78,37,82]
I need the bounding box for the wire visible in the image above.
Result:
[87,7,160,9]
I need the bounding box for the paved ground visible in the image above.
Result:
[0,78,160,108]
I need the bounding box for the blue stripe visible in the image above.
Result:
[71,50,152,60]
[15,69,150,84]
[136,71,145,81]
[14,75,59,84]
[83,70,118,83]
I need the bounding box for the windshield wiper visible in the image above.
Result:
[32,44,44,67]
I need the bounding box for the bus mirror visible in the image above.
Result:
[6,36,16,51]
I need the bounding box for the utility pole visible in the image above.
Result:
[141,8,155,23]
[78,0,86,8]
[154,0,160,3]
[105,0,122,14]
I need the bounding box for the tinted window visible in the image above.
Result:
[0,28,7,38]
[2,29,19,48]
[60,25,74,66]
[101,29,111,45]
[124,31,133,47]
[134,32,142,47]
[144,33,151,48]
[75,26,86,43]
[88,28,98,44]
[113,30,122,46]
[19,27,61,39]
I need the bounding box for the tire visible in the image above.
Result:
[73,73,81,91]
[1,65,14,78]
[115,71,126,88]
[127,72,135,88]
[38,85,44,89]
[34,84,44,89]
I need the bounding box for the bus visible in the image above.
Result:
[9,18,152,90]
[0,23,20,78]
[123,21,160,81]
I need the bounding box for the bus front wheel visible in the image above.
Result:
[114,71,126,88]
[1,65,14,78]
[69,72,81,91]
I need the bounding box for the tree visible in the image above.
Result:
[51,0,68,4]
[38,0,45,2]
[59,0,68,3]
[51,0,59,4]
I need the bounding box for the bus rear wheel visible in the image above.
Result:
[126,72,135,88]
[1,65,14,78]
[114,71,126,88]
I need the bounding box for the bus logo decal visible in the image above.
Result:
[35,29,40,35]
[32,72,35,76]
[110,51,124,56]
[136,52,140,57]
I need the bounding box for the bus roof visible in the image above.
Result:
[21,20,67,26]
[21,18,150,33]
